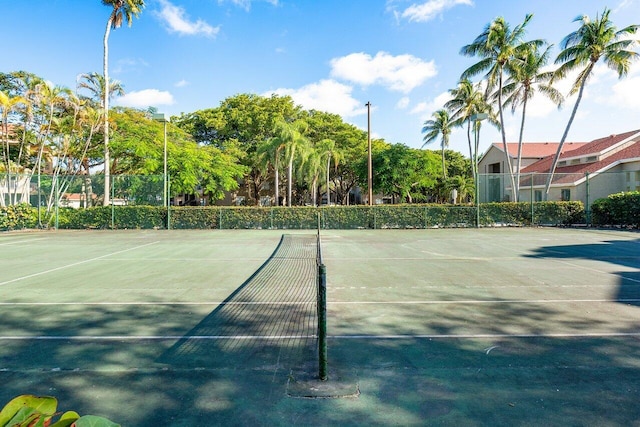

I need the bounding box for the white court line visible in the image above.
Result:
[0,298,638,306]
[2,332,640,341]
[0,237,48,246]
[552,259,640,284]
[0,301,315,306]
[328,299,640,304]
[0,241,159,287]
[0,335,317,341]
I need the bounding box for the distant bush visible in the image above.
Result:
[591,191,640,227]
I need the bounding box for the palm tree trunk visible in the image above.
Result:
[103,17,112,206]
[497,70,517,201]
[544,66,592,197]
[274,155,280,206]
[515,94,529,202]
[287,151,294,207]
[466,120,474,177]
[326,155,331,205]
[441,147,447,179]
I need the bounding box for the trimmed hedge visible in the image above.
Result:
[1,201,585,230]
[0,204,37,231]
[591,191,640,227]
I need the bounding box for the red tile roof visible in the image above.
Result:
[521,130,640,184]
[491,142,588,158]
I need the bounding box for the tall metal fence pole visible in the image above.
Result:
[111,178,115,229]
[585,172,590,225]
[167,175,171,230]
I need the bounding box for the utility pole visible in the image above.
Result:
[366,102,372,206]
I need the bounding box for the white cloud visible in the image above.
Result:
[330,51,437,93]
[157,0,219,37]
[396,97,410,109]
[400,0,473,23]
[610,75,640,108]
[116,89,175,108]
[410,101,429,115]
[411,91,451,115]
[266,79,366,118]
[175,79,189,88]
[112,58,148,74]
[217,0,279,11]
[614,0,635,13]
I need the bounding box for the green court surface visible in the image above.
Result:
[1,228,639,426]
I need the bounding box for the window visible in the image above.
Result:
[571,159,581,165]
[558,161,567,167]
[561,189,570,201]
[535,190,543,202]
[586,156,597,162]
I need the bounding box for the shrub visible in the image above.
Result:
[591,191,640,227]
[0,204,37,231]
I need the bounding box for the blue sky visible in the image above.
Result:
[3,0,639,155]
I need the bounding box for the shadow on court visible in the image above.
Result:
[158,234,318,370]
[526,237,640,305]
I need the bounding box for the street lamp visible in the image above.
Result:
[152,113,169,208]
[470,113,487,228]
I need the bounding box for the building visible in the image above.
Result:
[478,130,640,211]
[478,141,587,202]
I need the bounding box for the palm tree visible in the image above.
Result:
[502,43,564,200]
[256,134,286,206]
[461,14,542,200]
[0,91,28,206]
[77,72,125,107]
[102,0,144,206]
[422,109,453,179]
[318,138,343,205]
[271,119,309,206]
[545,8,639,195]
[445,79,488,178]
[302,145,324,206]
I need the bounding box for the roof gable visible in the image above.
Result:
[522,130,640,176]
[489,142,588,159]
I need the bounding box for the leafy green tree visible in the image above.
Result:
[422,109,453,179]
[102,0,145,206]
[173,94,301,204]
[109,108,246,202]
[545,8,639,194]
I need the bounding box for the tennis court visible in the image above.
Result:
[1,228,639,425]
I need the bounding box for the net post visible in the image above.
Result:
[318,262,328,381]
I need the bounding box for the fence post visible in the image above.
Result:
[530,173,534,225]
[54,177,59,230]
[167,175,171,230]
[111,177,115,229]
[585,172,590,225]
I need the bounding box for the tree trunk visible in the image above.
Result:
[497,70,517,201]
[515,93,529,202]
[544,63,593,196]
